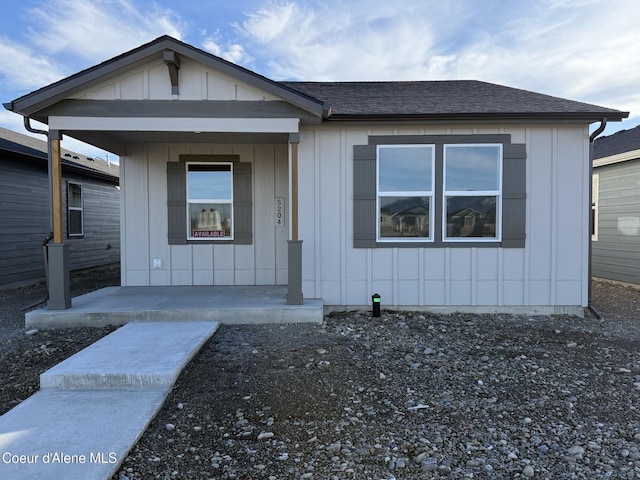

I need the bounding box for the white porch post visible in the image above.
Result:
[47,130,71,309]
[287,133,303,305]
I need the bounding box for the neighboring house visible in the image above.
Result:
[592,125,640,285]
[0,127,120,288]
[3,36,628,313]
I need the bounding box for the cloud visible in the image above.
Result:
[231,0,638,119]
[25,0,187,63]
[233,1,444,81]
[0,38,67,91]
[201,36,251,65]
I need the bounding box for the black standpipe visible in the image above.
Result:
[372,293,381,317]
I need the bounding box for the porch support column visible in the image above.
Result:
[287,134,303,305]
[47,130,71,310]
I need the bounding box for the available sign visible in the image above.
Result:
[192,230,226,238]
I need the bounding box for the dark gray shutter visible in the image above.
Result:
[502,143,527,248]
[233,161,252,245]
[353,144,377,248]
[167,161,187,245]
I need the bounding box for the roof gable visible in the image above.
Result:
[5,36,326,118]
[70,56,284,102]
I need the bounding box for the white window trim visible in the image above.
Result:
[67,181,83,237]
[186,162,234,241]
[376,144,435,242]
[442,144,503,243]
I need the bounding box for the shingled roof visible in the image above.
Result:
[593,125,640,159]
[283,80,627,121]
[0,127,119,181]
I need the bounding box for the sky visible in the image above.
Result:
[1,0,638,161]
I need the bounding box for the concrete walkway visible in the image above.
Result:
[0,321,219,480]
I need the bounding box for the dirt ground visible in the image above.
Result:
[114,280,640,480]
[0,272,639,479]
[0,265,120,415]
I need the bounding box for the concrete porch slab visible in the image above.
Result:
[40,321,219,390]
[25,285,324,329]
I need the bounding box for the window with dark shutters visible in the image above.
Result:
[167,155,252,245]
[353,134,526,248]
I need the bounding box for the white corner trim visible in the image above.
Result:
[49,116,300,133]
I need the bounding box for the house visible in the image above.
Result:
[3,35,628,313]
[0,127,120,289]
[592,125,640,285]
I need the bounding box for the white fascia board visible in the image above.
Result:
[593,149,640,167]
[49,116,300,133]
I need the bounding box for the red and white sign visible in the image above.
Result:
[192,230,226,238]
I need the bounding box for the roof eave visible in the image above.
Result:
[325,111,630,122]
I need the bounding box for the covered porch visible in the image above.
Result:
[3,37,329,315]
[25,285,323,329]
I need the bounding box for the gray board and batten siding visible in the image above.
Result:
[0,128,120,289]
[592,126,640,285]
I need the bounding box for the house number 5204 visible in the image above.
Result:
[275,197,286,227]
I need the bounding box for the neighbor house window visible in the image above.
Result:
[377,145,434,241]
[443,145,502,241]
[67,182,83,237]
[187,163,233,240]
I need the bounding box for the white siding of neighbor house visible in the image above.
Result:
[297,124,590,309]
[120,143,289,286]
[592,158,640,285]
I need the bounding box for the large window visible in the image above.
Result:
[187,163,233,240]
[67,182,83,237]
[355,134,524,249]
[443,145,502,241]
[377,145,434,241]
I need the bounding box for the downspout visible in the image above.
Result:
[23,117,54,294]
[587,118,607,320]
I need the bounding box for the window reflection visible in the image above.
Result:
[446,196,497,238]
[380,197,430,238]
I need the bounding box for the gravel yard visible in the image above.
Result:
[0,273,638,479]
[113,281,640,480]
[0,266,119,416]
